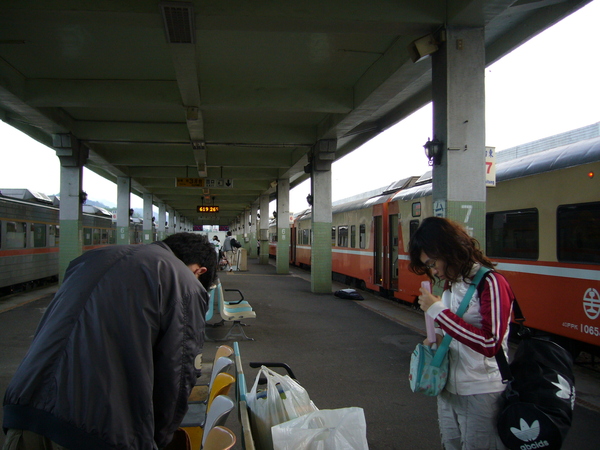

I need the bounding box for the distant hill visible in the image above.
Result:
[86,199,115,211]
[86,199,142,218]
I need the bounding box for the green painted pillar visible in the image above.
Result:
[259,194,270,265]
[310,157,333,293]
[249,202,259,258]
[157,202,166,241]
[276,178,290,274]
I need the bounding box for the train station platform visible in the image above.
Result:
[1,258,600,449]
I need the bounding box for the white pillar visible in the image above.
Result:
[143,193,153,244]
[431,26,486,240]
[116,177,131,244]
[157,202,166,240]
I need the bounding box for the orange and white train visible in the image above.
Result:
[271,137,600,354]
[0,189,147,294]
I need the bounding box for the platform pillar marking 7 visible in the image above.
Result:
[430,26,486,244]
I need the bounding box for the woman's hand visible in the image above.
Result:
[423,334,443,347]
[418,287,441,312]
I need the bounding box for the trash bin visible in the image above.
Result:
[238,248,248,271]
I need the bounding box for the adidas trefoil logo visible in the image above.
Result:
[551,374,576,409]
[511,418,540,441]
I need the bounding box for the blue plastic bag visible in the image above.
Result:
[409,343,448,396]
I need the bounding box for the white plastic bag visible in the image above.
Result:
[247,365,318,450]
[271,407,369,450]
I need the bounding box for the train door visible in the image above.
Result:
[374,215,383,285]
[389,214,399,290]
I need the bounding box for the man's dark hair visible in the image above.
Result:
[163,233,217,290]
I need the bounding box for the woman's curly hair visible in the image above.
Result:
[408,217,494,283]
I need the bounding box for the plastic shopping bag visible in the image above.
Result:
[272,407,369,450]
[247,365,318,450]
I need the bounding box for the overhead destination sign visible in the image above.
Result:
[176,178,204,187]
[197,206,220,213]
[175,178,234,188]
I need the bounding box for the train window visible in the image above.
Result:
[332,226,336,246]
[49,225,58,247]
[6,221,27,249]
[33,223,47,248]
[359,224,366,249]
[486,209,539,259]
[409,220,420,239]
[93,228,101,245]
[301,229,309,245]
[412,202,421,217]
[83,228,93,245]
[557,201,600,264]
[338,225,348,247]
[351,225,356,248]
[108,229,116,245]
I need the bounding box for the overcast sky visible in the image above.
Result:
[1,0,599,216]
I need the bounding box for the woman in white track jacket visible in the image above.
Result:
[409,217,515,450]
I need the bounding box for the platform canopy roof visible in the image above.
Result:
[0,0,592,225]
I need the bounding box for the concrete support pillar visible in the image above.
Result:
[167,207,175,235]
[53,134,88,283]
[242,207,250,251]
[250,201,259,258]
[310,165,333,293]
[157,202,166,241]
[116,177,131,244]
[259,194,270,265]
[143,193,153,244]
[308,139,334,293]
[52,134,89,283]
[431,27,486,241]
[276,178,290,274]
[176,212,182,233]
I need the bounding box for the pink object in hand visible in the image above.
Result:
[421,281,437,343]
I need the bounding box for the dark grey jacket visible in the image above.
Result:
[3,242,208,449]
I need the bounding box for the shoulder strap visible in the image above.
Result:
[431,267,490,367]
[496,297,525,383]
[456,267,490,316]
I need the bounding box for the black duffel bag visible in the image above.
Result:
[496,302,575,450]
